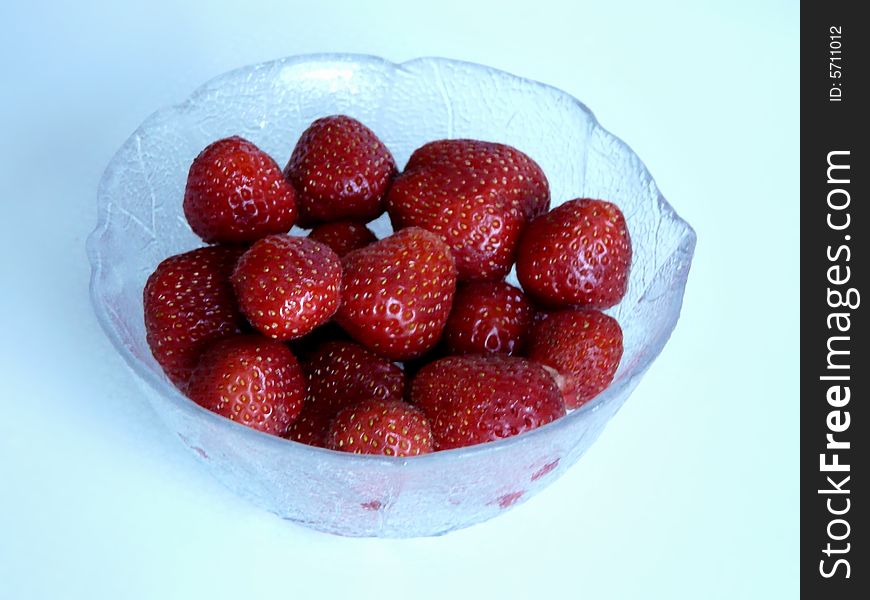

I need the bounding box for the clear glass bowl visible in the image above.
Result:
[87,54,696,537]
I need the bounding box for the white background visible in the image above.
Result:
[0,1,798,598]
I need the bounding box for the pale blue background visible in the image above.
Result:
[0,1,798,598]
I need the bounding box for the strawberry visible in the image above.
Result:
[336,227,457,360]
[402,140,550,219]
[231,235,341,341]
[327,398,433,456]
[186,335,306,436]
[284,115,397,225]
[411,355,566,450]
[386,139,549,281]
[285,408,333,448]
[303,341,406,416]
[516,198,632,309]
[526,309,623,409]
[287,321,350,361]
[307,220,377,257]
[401,345,448,381]
[183,136,297,243]
[144,245,245,389]
[442,281,534,356]
[287,340,406,447]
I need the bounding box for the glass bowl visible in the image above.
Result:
[87,54,696,537]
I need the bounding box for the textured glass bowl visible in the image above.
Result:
[87,54,696,537]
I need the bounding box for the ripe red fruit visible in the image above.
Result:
[303,341,406,417]
[402,139,550,219]
[183,136,297,243]
[443,281,534,356]
[186,335,306,436]
[285,408,334,448]
[144,245,245,389]
[411,355,566,450]
[284,115,397,225]
[307,220,377,257]
[286,340,406,448]
[327,398,434,457]
[526,309,623,409]
[516,198,632,309]
[401,344,448,381]
[231,235,341,341]
[287,321,350,361]
[386,139,549,281]
[336,227,457,360]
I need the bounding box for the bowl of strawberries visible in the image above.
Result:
[88,54,696,537]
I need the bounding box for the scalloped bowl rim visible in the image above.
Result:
[86,53,697,468]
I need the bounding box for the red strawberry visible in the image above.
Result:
[144,245,245,389]
[327,398,433,457]
[336,227,457,360]
[443,281,534,356]
[516,198,632,309]
[303,341,406,416]
[183,136,297,243]
[287,340,406,447]
[287,321,350,361]
[411,355,566,450]
[284,115,397,225]
[386,140,549,281]
[390,183,525,282]
[187,335,306,436]
[401,344,448,381]
[285,408,334,448]
[307,220,377,257]
[231,235,341,341]
[402,140,550,219]
[526,309,623,409]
